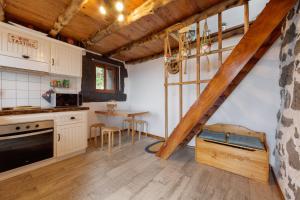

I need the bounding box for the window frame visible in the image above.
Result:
[95,63,117,94]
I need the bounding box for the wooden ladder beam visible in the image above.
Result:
[156,0,296,160]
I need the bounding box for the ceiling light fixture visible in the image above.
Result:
[115,1,124,12]
[99,5,106,15]
[117,13,124,22]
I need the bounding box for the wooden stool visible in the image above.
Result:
[135,120,148,140]
[123,118,135,136]
[101,127,122,152]
[90,123,105,146]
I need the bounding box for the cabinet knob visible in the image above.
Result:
[70,116,76,120]
[22,55,30,59]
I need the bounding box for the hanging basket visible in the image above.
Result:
[166,61,179,74]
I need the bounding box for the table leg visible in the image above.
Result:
[108,132,111,153]
[131,116,135,144]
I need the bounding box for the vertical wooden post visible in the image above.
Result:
[164,35,169,140]
[218,12,223,67]
[178,33,183,119]
[196,21,201,96]
[244,1,249,33]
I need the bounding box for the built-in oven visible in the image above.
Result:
[0,120,54,173]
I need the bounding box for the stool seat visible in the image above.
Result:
[102,126,122,132]
[91,123,105,128]
[135,120,146,124]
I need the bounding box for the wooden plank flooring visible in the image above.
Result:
[0,137,282,200]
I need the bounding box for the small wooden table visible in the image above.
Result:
[95,110,149,144]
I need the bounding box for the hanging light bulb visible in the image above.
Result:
[115,1,124,12]
[99,5,106,15]
[117,13,124,22]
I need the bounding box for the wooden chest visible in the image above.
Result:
[195,124,269,183]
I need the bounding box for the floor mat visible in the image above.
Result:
[145,141,165,154]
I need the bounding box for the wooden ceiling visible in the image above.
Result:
[2,0,245,63]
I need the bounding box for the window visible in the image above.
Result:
[95,64,117,93]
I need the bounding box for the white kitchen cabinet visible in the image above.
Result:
[0,22,83,75]
[50,42,82,77]
[56,111,88,157]
[0,26,50,63]
[56,123,87,157]
[0,23,50,72]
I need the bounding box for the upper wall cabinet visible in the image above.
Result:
[0,23,50,72]
[0,22,83,77]
[50,42,82,77]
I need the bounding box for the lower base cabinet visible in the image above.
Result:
[56,123,87,157]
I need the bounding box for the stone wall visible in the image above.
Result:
[276,1,300,199]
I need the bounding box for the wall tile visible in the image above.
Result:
[17,99,29,106]
[17,81,29,90]
[29,75,41,83]
[2,72,16,81]
[29,90,41,99]
[2,80,16,90]
[2,90,16,99]
[29,98,41,107]
[17,73,29,82]
[28,82,40,91]
[17,90,29,99]
[2,99,16,107]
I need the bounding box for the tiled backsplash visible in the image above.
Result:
[0,70,81,109]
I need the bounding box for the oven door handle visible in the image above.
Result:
[0,129,53,140]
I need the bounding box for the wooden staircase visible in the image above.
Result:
[156,0,296,160]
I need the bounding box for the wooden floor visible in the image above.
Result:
[0,136,282,200]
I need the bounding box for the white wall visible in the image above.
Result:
[126,35,281,166]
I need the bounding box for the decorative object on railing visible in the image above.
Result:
[201,19,212,71]
[179,26,195,74]
[200,20,212,53]
[164,34,179,75]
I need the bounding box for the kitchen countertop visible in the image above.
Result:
[0,107,89,116]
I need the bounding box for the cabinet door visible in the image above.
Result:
[69,48,82,77]
[56,123,87,157]
[0,26,50,64]
[50,43,82,77]
[50,43,70,75]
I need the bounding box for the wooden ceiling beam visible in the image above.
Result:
[0,0,5,21]
[87,0,176,44]
[107,0,247,58]
[125,22,247,65]
[49,0,88,37]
